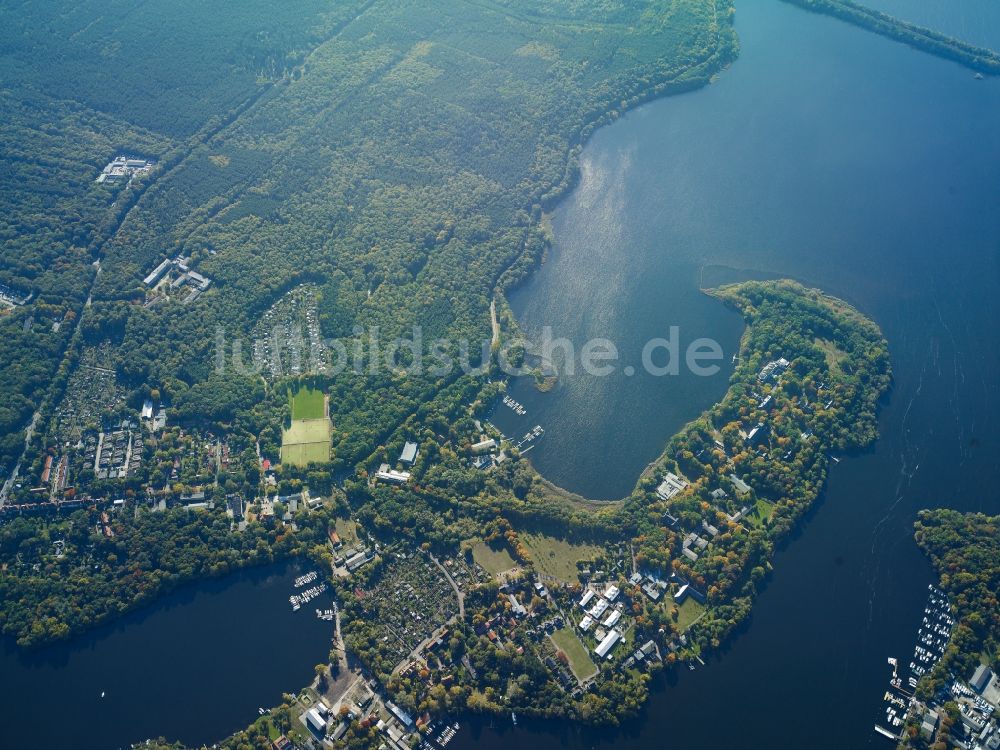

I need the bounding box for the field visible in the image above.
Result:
[281,387,330,466]
[281,418,331,467]
[675,597,706,632]
[465,538,518,577]
[747,498,776,528]
[550,627,598,681]
[290,387,326,420]
[520,532,602,583]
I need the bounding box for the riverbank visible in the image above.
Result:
[0,559,333,750]
[780,0,1000,73]
[445,0,1000,746]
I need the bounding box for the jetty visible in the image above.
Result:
[874,584,954,740]
[502,395,527,416]
[290,582,328,610]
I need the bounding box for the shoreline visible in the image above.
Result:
[779,0,1000,74]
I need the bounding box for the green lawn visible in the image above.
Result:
[290,387,326,420]
[550,627,598,681]
[746,498,775,528]
[520,532,601,583]
[281,416,331,466]
[466,538,518,576]
[757,498,775,519]
[675,597,706,632]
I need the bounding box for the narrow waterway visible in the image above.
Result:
[466,0,1000,748]
[0,560,332,750]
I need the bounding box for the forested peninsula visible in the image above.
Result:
[1,280,892,748]
[780,0,1000,74]
[0,1,901,748]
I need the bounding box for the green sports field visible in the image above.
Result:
[282,388,331,466]
[290,387,325,420]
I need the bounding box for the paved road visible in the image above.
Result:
[0,410,40,506]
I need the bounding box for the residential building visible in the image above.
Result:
[729,474,752,496]
[656,471,689,501]
[471,438,497,454]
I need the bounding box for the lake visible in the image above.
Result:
[468,0,1000,749]
[0,560,332,750]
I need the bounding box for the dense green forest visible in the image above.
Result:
[908,511,999,737]
[0,0,370,474]
[0,1,904,747]
[1,0,738,493]
[0,502,337,646]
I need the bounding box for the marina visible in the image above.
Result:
[450,1,1000,748]
[434,721,461,747]
[874,584,954,740]
[294,570,319,588]
[516,425,544,452]
[290,582,328,611]
[501,395,527,416]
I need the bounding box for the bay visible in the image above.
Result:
[0,560,333,750]
[464,0,1000,748]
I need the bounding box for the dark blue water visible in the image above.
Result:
[0,560,332,749]
[460,1,1000,749]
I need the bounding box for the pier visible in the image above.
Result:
[874,584,954,740]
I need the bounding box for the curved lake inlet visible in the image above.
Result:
[466,0,1000,748]
[0,561,333,749]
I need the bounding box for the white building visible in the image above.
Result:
[579,590,595,608]
[346,549,372,571]
[594,629,622,659]
[306,707,327,734]
[602,610,622,628]
[656,472,688,500]
[604,584,620,602]
[376,464,411,484]
[588,598,609,619]
[729,474,752,496]
[471,438,497,454]
[142,258,172,287]
[399,441,419,465]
